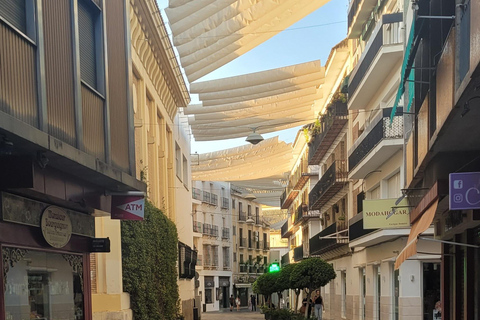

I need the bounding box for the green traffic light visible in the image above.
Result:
[269,262,280,273]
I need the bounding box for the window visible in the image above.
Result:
[360,267,366,320]
[222,247,230,269]
[387,172,400,198]
[175,143,181,179]
[182,155,188,187]
[369,185,380,200]
[3,249,84,320]
[233,252,236,262]
[375,266,381,320]
[0,0,26,32]
[0,0,36,39]
[232,225,236,236]
[247,205,251,216]
[232,199,236,209]
[205,289,212,304]
[78,0,102,90]
[341,271,347,318]
[239,254,244,263]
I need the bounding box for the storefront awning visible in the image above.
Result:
[165,0,331,82]
[394,200,438,269]
[390,17,421,121]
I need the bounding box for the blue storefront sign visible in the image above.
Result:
[449,172,480,210]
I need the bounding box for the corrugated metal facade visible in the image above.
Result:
[0,23,38,126]
[82,84,105,161]
[105,0,130,171]
[43,0,76,145]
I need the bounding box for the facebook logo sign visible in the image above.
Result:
[449,172,480,210]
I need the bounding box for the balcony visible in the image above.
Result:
[203,224,211,236]
[221,197,229,209]
[211,194,218,206]
[281,252,290,266]
[239,264,247,273]
[348,109,403,179]
[309,221,349,257]
[238,211,246,222]
[192,187,202,201]
[202,191,211,203]
[281,219,293,238]
[210,225,219,238]
[308,101,348,165]
[348,0,395,38]
[281,157,313,209]
[263,242,270,251]
[309,160,348,210]
[239,238,247,248]
[257,240,263,251]
[193,221,202,233]
[293,245,304,262]
[222,227,230,240]
[348,13,404,110]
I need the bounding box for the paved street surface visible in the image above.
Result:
[201,308,264,320]
[201,308,333,320]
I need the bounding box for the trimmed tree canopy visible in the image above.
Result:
[290,258,336,292]
[253,272,280,296]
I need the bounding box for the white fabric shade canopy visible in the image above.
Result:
[165,0,331,82]
[192,136,304,206]
[186,60,325,141]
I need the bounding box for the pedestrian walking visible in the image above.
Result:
[236,296,241,311]
[229,295,235,312]
[313,290,323,320]
[251,294,257,311]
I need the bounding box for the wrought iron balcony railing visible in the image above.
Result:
[349,13,404,96]
[309,160,348,210]
[192,187,202,201]
[293,245,304,262]
[348,109,403,172]
[202,224,211,235]
[202,191,211,203]
[210,225,219,238]
[239,238,247,248]
[238,211,246,222]
[193,221,202,233]
[308,101,348,165]
[210,194,218,206]
[222,227,230,239]
[221,197,229,209]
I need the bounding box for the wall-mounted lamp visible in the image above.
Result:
[461,96,480,117]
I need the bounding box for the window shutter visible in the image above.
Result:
[0,0,26,33]
[78,0,97,88]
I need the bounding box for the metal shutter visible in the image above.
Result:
[0,0,26,33]
[78,0,97,89]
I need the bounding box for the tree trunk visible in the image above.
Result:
[294,290,300,313]
[304,289,311,318]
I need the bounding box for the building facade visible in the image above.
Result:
[398,0,480,318]
[192,181,233,312]
[92,0,194,319]
[231,188,270,307]
[0,1,144,320]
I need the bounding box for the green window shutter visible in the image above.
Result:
[0,0,26,33]
[78,0,97,89]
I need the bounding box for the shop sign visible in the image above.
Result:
[363,198,410,229]
[90,238,111,252]
[41,206,72,248]
[449,172,480,210]
[111,195,145,220]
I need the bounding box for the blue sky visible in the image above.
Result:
[157,0,349,153]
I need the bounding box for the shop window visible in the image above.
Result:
[3,248,84,320]
[205,289,212,304]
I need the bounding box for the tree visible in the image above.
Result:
[253,272,279,308]
[290,258,336,318]
[276,263,296,310]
